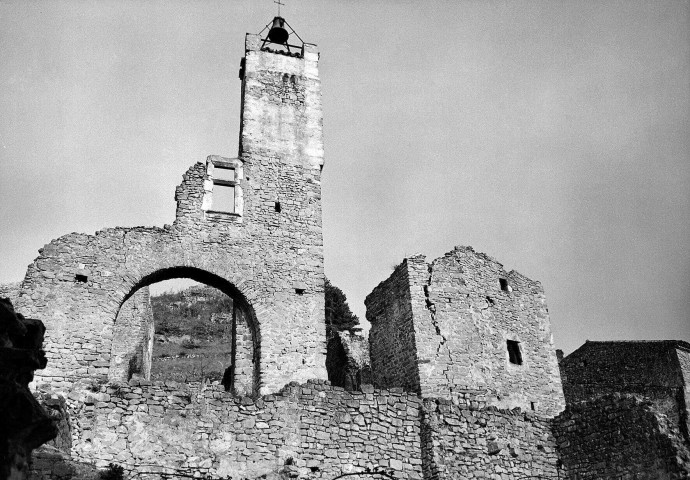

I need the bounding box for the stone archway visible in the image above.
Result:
[18,158,327,396]
[108,266,260,395]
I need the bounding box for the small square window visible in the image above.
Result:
[507,340,522,365]
[213,184,235,213]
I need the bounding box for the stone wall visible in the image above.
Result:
[233,306,256,396]
[62,380,425,480]
[560,340,690,438]
[109,287,153,383]
[366,260,422,393]
[677,347,690,440]
[366,247,565,417]
[30,378,565,480]
[14,35,327,397]
[553,394,690,479]
[422,395,560,479]
[0,298,56,479]
[0,281,21,304]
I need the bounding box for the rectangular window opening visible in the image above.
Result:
[214,166,235,182]
[499,278,510,292]
[530,401,536,411]
[75,274,88,283]
[213,184,235,213]
[275,201,281,213]
[295,288,305,295]
[507,340,523,365]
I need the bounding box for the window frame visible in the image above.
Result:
[202,156,244,220]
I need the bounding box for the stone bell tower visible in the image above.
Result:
[233,20,327,390]
[240,23,323,170]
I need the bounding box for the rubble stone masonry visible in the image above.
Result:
[14,34,327,397]
[7,21,690,480]
[366,246,565,417]
[63,380,425,479]
[421,395,560,479]
[109,288,154,383]
[560,340,690,439]
[27,379,562,480]
[553,394,690,479]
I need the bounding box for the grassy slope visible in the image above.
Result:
[150,286,234,383]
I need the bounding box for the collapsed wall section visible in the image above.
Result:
[553,394,690,479]
[326,331,372,392]
[366,259,424,393]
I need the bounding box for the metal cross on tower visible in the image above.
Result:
[274,0,284,16]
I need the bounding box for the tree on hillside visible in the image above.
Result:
[325,278,359,339]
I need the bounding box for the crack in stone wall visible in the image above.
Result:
[366,246,565,416]
[422,264,461,392]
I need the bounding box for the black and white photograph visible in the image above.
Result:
[1,1,688,478]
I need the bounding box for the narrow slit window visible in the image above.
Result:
[213,184,235,213]
[507,340,523,365]
[275,201,281,213]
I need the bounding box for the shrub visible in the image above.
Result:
[99,463,124,480]
[181,339,199,349]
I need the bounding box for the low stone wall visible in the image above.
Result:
[421,394,560,479]
[553,394,690,479]
[33,379,568,480]
[64,380,425,479]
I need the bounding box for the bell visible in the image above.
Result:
[267,17,289,44]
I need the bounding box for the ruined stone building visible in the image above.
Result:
[1,17,689,480]
[366,248,564,417]
[559,340,690,442]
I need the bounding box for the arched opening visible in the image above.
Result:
[108,267,260,396]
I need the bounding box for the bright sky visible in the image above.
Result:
[1,1,688,354]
